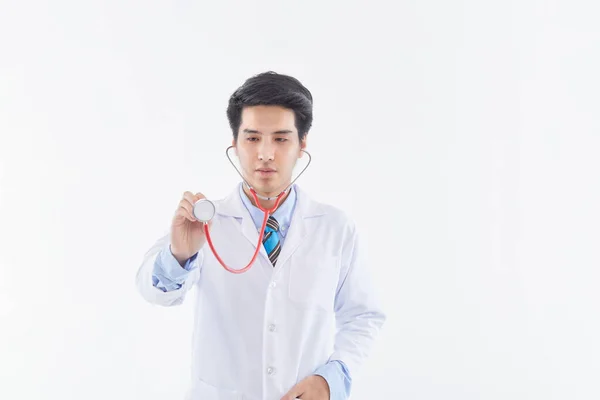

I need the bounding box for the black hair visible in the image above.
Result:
[226,71,313,142]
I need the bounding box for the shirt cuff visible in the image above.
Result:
[152,245,199,292]
[314,360,352,400]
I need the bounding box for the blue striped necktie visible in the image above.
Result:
[262,216,281,266]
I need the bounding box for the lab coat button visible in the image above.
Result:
[268,324,276,332]
[267,367,276,376]
[269,281,277,289]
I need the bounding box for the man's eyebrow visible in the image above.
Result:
[243,129,293,134]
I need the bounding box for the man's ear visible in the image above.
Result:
[299,134,308,156]
[231,138,238,155]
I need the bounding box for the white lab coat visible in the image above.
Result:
[135,184,386,400]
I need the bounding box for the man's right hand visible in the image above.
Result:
[170,191,210,266]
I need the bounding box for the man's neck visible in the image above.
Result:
[242,183,291,211]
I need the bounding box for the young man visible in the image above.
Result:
[135,71,386,400]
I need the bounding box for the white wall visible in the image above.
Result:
[1,1,599,399]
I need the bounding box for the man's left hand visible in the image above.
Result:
[280,375,330,400]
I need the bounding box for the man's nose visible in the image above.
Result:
[257,140,275,161]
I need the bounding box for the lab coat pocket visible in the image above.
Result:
[288,253,339,313]
[189,377,242,400]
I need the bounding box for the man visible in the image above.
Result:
[135,71,386,400]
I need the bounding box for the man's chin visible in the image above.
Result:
[255,186,279,197]
[252,182,285,197]
[243,176,291,196]
[243,179,267,191]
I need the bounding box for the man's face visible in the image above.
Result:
[233,105,307,197]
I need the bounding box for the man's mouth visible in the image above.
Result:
[256,168,276,176]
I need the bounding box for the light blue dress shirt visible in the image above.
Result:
[152,183,352,399]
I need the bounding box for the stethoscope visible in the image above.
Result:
[192,145,312,274]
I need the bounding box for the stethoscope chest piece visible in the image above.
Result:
[193,199,216,223]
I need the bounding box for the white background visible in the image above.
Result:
[1,1,599,399]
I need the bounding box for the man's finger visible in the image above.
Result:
[281,383,305,400]
[281,392,301,400]
[281,395,303,400]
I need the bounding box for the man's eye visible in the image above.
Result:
[276,138,288,142]
[247,137,258,142]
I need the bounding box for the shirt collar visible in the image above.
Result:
[238,182,297,237]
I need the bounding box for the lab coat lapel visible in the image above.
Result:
[274,210,307,270]
[240,212,270,263]
[216,185,271,265]
[275,185,325,269]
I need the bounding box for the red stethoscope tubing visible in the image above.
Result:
[203,188,287,274]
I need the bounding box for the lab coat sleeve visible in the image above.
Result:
[329,223,386,380]
[135,231,202,307]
